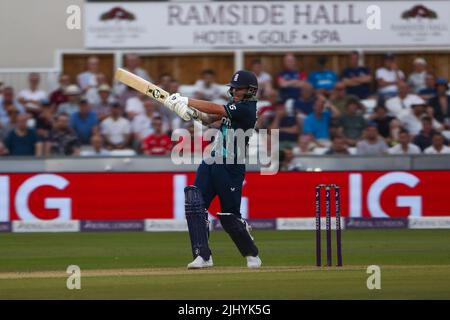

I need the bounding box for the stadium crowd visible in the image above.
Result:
[0,52,449,159]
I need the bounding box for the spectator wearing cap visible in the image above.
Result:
[85,73,109,105]
[418,73,437,100]
[47,113,81,156]
[277,53,307,102]
[428,78,450,128]
[375,53,405,98]
[3,114,42,156]
[325,136,350,155]
[341,51,372,99]
[413,116,446,151]
[424,133,450,154]
[70,99,98,145]
[369,105,396,140]
[268,103,300,149]
[385,81,424,118]
[400,102,442,136]
[338,99,367,146]
[330,81,359,114]
[77,56,101,92]
[58,85,81,116]
[388,130,421,155]
[0,87,25,127]
[291,82,316,116]
[303,96,341,147]
[49,74,70,108]
[356,123,388,155]
[408,58,427,93]
[142,116,172,156]
[18,73,48,114]
[80,135,110,156]
[194,70,227,102]
[92,84,115,121]
[100,103,131,150]
[250,59,273,100]
[308,56,338,93]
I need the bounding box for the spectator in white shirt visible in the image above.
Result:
[77,56,100,92]
[18,73,47,114]
[131,98,169,143]
[400,102,442,136]
[408,57,427,93]
[80,134,110,156]
[250,59,273,100]
[376,53,405,98]
[194,69,227,102]
[388,130,421,155]
[385,81,424,118]
[125,93,147,119]
[424,133,450,154]
[100,102,131,149]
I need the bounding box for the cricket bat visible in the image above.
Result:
[114,68,195,117]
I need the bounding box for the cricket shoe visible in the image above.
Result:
[246,256,262,268]
[187,256,213,269]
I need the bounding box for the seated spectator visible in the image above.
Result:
[70,99,98,145]
[18,73,47,114]
[250,59,273,99]
[408,58,427,93]
[338,99,367,146]
[85,73,109,105]
[341,51,372,99]
[117,80,140,108]
[3,114,42,156]
[303,96,340,147]
[77,56,101,92]
[369,105,396,139]
[268,103,300,149]
[35,101,54,142]
[142,117,172,156]
[92,84,114,121]
[424,132,450,154]
[330,81,359,114]
[376,53,405,98]
[418,73,437,100]
[308,56,338,93]
[400,102,442,136]
[58,85,81,116]
[0,87,25,127]
[356,123,388,155]
[125,93,147,119]
[385,81,424,118]
[292,134,315,155]
[193,70,226,102]
[49,74,70,108]
[428,78,450,127]
[413,116,444,151]
[132,99,169,143]
[292,82,316,116]
[277,53,307,102]
[80,135,110,156]
[325,135,350,155]
[279,148,301,171]
[114,54,152,96]
[47,113,81,156]
[100,102,131,150]
[256,89,279,129]
[0,106,19,141]
[388,130,421,155]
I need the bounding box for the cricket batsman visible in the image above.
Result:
[165,70,262,269]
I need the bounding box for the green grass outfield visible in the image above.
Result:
[0,230,449,299]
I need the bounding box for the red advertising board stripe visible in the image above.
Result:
[0,170,449,221]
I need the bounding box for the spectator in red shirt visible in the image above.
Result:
[142,116,172,156]
[49,74,70,108]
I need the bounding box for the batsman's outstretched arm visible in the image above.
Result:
[187,98,225,124]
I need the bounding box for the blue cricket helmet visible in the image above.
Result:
[226,70,258,99]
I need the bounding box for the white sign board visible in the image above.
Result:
[85,1,450,49]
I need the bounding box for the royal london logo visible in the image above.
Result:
[100,7,136,21]
[401,4,437,20]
